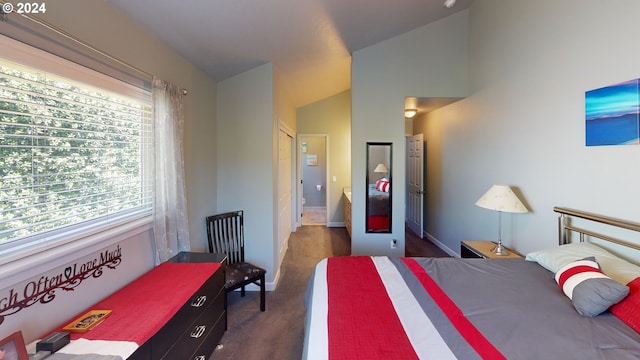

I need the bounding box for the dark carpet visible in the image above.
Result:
[211,225,448,359]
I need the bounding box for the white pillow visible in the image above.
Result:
[526,242,640,285]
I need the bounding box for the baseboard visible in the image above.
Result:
[239,245,285,292]
[268,269,279,291]
[424,232,460,258]
[279,237,288,264]
[327,222,345,227]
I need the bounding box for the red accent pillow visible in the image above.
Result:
[611,277,640,333]
[375,178,390,192]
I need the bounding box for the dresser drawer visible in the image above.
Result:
[190,308,227,360]
[161,287,226,359]
[151,268,225,358]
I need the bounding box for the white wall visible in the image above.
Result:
[422,0,640,255]
[0,0,217,343]
[217,63,279,285]
[273,65,296,280]
[350,11,469,255]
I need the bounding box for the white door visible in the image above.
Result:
[278,130,293,260]
[406,134,424,238]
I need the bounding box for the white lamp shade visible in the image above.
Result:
[373,163,388,173]
[475,185,528,213]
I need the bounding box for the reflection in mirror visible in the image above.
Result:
[366,142,392,233]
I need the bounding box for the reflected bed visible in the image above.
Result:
[367,183,389,231]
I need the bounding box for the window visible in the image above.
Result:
[0,35,153,256]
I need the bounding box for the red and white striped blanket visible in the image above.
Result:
[303,256,503,360]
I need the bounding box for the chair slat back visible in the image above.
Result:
[206,210,245,264]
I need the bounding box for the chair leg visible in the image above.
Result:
[260,274,265,312]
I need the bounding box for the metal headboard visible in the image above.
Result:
[554,207,640,251]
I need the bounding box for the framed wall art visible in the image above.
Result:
[306,154,318,166]
[62,309,112,333]
[586,78,640,146]
[0,331,28,360]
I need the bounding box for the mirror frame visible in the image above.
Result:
[366,142,392,233]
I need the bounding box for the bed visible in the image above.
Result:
[367,180,390,231]
[303,207,640,359]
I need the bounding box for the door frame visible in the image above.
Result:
[297,133,329,227]
[278,121,297,264]
[406,133,424,238]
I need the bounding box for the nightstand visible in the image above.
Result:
[460,240,522,259]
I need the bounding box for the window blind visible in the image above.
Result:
[0,35,153,250]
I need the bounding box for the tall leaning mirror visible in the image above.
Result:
[366,142,392,233]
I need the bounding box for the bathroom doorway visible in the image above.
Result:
[299,134,328,225]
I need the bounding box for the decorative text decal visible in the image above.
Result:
[0,245,122,325]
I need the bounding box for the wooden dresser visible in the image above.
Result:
[129,252,227,360]
[36,252,226,360]
[343,189,352,237]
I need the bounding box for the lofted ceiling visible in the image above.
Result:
[106,0,472,108]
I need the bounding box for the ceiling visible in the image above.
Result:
[106,0,472,108]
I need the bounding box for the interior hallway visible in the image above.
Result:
[302,207,327,225]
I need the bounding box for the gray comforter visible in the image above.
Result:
[410,258,640,359]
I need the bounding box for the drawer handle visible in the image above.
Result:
[191,295,207,307]
[190,325,206,338]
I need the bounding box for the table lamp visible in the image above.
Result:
[374,163,388,181]
[475,185,528,255]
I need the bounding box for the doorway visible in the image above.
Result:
[298,134,328,226]
[406,133,424,238]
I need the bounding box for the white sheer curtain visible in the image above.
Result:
[152,78,190,264]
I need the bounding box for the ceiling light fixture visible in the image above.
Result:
[404,109,418,118]
[444,0,456,9]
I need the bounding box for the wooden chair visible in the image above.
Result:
[206,210,266,311]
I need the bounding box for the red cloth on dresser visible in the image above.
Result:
[59,262,220,345]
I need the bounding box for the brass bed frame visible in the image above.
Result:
[554,206,640,250]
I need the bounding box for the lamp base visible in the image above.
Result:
[491,242,510,256]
